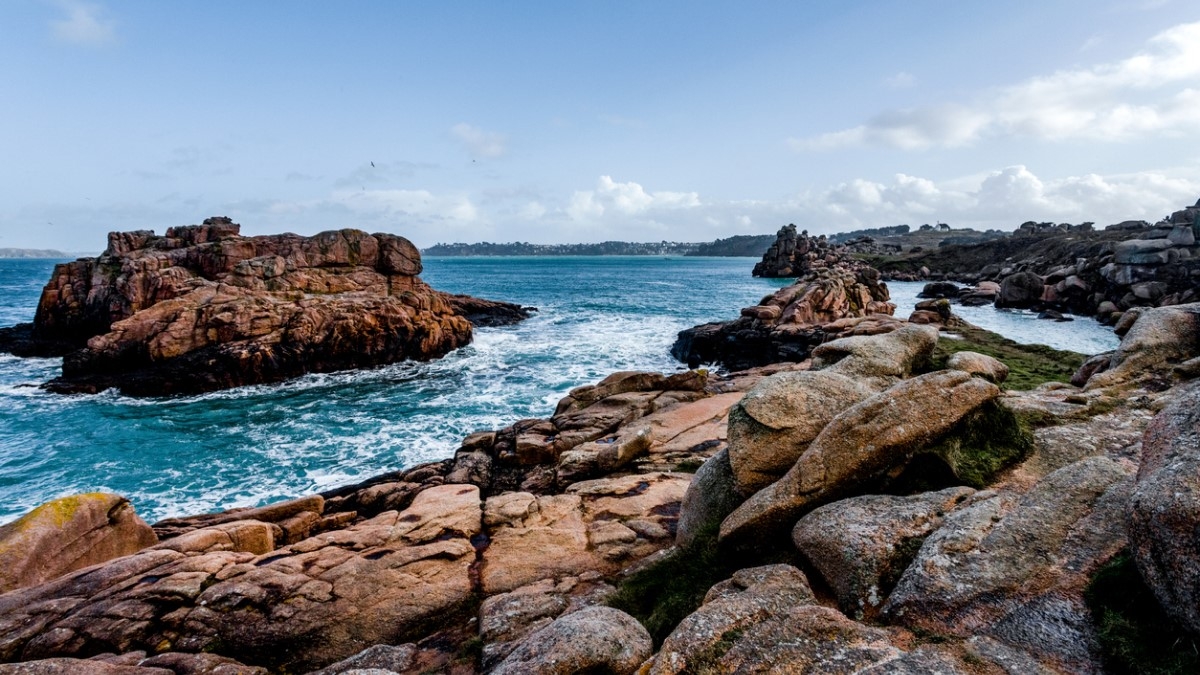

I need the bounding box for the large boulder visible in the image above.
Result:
[675,449,744,548]
[995,271,1045,308]
[720,370,1000,547]
[1127,382,1200,634]
[810,324,939,387]
[0,493,157,594]
[792,487,975,619]
[1085,302,1200,390]
[490,606,651,675]
[725,371,874,494]
[648,565,901,674]
[883,456,1132,669]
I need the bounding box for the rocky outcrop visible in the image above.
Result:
[725,371,873,494]
[1079,301,1200,390]
[675,236,895,370]
[876,197,1200,320]
[0,493,157,594]
[0,217,530,396]
[1127,381,1200,634]
[720,369,1001,547]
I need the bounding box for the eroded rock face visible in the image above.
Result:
[1127,381,1200,635]
[10,217,529,396]
[1083,302,1200,390]
[810,323,939,387]
[0,493,157,594]
[719,370,1000,547]
[649,564,902,674]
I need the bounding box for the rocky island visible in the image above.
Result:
[0,217,531,397]
[3,215,1200,674]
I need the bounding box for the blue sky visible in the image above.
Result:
[1,1,1199,251]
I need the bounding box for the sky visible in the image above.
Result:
[1,1,1199,251]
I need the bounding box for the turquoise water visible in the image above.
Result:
[0,258,1117,524]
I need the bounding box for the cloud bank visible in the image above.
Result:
[792,21,1200,150]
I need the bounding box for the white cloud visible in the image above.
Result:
[451,123,508,159]
[792,20,1200,150]
[565,176,701,222]
[49,0,116,46]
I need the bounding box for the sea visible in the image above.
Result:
[0,257,1120,525]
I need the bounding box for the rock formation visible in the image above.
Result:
[674,236,895,370]
[7,287,1200,672]
[0,217,531,396]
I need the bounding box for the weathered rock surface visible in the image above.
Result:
[481,472,687,594]
[477,573,613,670]
[720,370,1000,547]
[1,218,528,396]
[675,449,743,548]
[792,487,975,620]
[725,370,873,493]
[0,493,157,594]
[1083,302,1200,390]
[649,564,902,674]
[1127,381,1200,635]
[883,456,1133,670]
[810,323,939,386]
[490,606,650,675]
[946,350,1010,384]
[307,644,417,675]
[0,484,483,672]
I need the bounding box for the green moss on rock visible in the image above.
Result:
[931,324,1086,390]
[923,400,1035,488]
[1085,551,1200,675]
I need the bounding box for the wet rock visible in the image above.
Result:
[918,281,961,299]
[995,272,1045,309]
[792,487,975,619]
[725,370,873,493]
[0,493,157,594]
[491,606,651,675]
[720,370,999,547]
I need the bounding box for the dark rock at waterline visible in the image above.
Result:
[18,217,529,397]
[917,281,961,299]
[995,271,1045,309]
[1037,309,1073,321]
[0,323,76,358]
[441,293,536,327]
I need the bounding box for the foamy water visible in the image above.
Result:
[0,258,1117,524]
